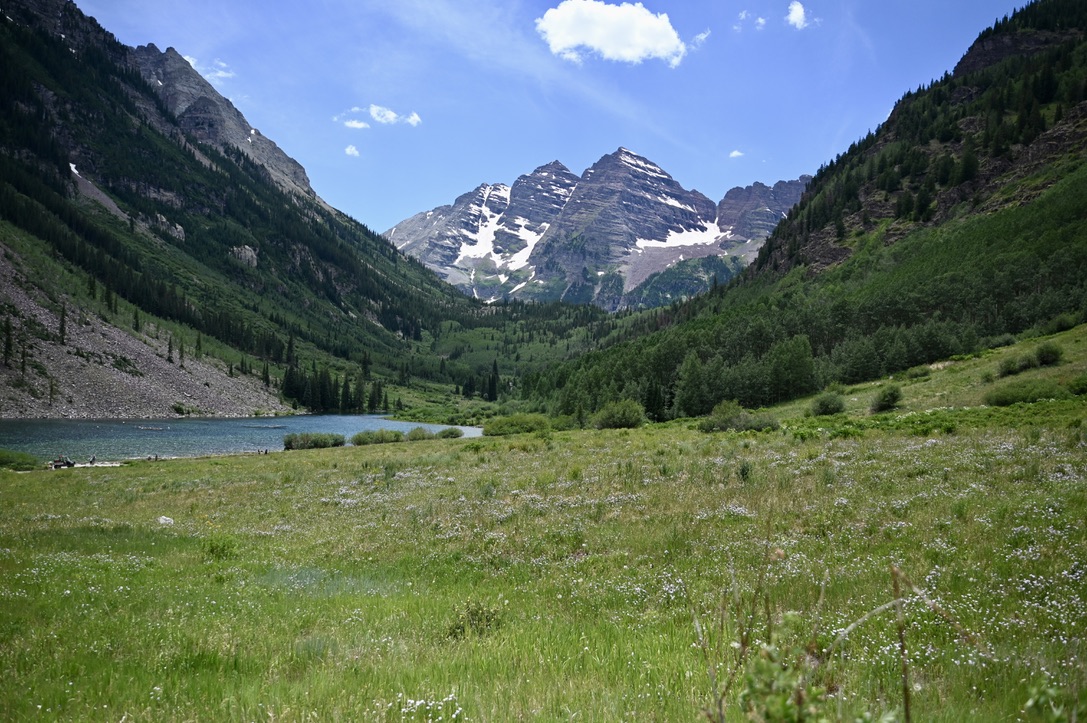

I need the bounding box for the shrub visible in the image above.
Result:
[0,448,41,471]
[997,357,1017,377]
[809,392,845,416]
[1067,374,1087,396]
[446,599,502,640]
[350,429,405,446]
[1034,342,1063,367]
[283,432,345,450]
[700,400,779,433]
[984,379,1072,407]
[436,427,464,439]
[593,399,645,429]
[406,427,435,442]
[904,365,931,380]
[984,333,1018,349]
[870,384,902,413]
[483,413,550,436]
[202,533,239,561]
[1039,312,1079,336]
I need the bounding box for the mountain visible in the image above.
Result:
[386,149,807,310]
[1,0,596,419]
[129,43,317,203]
[522,0,1087,419]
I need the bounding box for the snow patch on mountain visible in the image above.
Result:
[636,218,723,250]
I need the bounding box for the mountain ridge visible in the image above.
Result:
[387,148,808,310]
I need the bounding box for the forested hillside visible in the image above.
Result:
[0,0,603,418]
[523,0,1087,419]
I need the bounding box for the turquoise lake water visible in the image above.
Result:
[0,415,480,463]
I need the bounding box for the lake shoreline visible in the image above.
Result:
[0,414,482,464]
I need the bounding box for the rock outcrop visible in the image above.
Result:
[130,44,318,202]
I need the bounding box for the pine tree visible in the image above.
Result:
[353,378,366,412]
[340,375,351,412]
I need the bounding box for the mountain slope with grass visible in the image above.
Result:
[522,0,1087,421]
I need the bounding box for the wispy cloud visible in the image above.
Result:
[183,55,236,86]
[536,0,688,68]
[786,1,809,30]
[691,29,711,50]
[334,105,421,129]
[345,145,360,157]
[730,150,745,158]
[733,10,766,33]
[369,104,422,126]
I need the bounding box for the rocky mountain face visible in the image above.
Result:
[387,148,808,309]
[130,44,318,202]
[0,0,476,419]
[389,161,580,291]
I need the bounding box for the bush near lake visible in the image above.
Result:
[436,427,464,439]
[482,413,550,436]
[983,378,1072,407]
[350,429,406,446]
[282,432,345,450]
[406,427,435,442]
[0,448,40,471]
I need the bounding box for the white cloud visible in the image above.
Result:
[786,1,808,30]
[729,150,745,158]
[345,145,360,157]
[691,29,711,50]
[756,17,767,30]
[335,105,421,129]
[535,0,687,68]
[369,104,401,124]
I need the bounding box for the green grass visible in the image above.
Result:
[1,328,1085,720]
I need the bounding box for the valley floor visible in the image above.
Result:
[1,396,1084,720]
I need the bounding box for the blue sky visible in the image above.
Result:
[76,0,1024,232]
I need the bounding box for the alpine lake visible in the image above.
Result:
[0,414,481,464]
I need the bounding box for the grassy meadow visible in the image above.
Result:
[2,328,1086,720]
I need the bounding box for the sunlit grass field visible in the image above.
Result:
[2,328,1085,721]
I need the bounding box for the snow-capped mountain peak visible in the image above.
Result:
[384,149,808,309]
